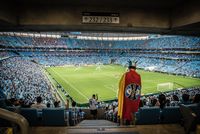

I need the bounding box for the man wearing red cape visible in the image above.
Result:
[118,60,141,125]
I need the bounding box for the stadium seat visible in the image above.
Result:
[136,107,160,124]
[180,104,197,134]
[42,108,66,126]
[98,108,106,119]
[0,99,7,109]
[68,110,77,126]
[187,104,200,124]
[160,106,181,123]
[82,109,91,119]
[79,111,85,121]
[20,108,39,126]
[135,112,140,124]
[65,110,70,126]
[6,106,18,112]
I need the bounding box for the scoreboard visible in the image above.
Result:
[82,12,120,24]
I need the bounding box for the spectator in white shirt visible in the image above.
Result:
[89,94,98,119]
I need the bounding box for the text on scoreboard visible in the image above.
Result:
[82,12,120,24]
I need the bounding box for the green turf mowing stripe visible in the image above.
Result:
[48,68,89,103]
[46,65,200,104]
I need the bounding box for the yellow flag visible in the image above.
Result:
[6,128,13,134]
[117,74,125,120]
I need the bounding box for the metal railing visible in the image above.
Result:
[0,108,29,134]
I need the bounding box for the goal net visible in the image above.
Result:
[157,82,174,92]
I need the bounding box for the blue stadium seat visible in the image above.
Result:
[180,104,197,134]
[160,106,181,123]
[135,112,140,124]
[7,106,18,112]
[136,107,160,124]
[68,110,76,126]
[20,108,39,126]
[65,110,70,126]
[0,99,7,109]
[187,104,200,124]
[42,108,66,126]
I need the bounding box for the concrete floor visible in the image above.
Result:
[29,124,185,134]
[29,120,186,134]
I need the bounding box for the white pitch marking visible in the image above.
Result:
[50,68,89,101]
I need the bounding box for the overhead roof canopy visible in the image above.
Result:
[14,0,183,8]
[0,0,199,36]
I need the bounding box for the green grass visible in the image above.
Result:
[46,65,200,104]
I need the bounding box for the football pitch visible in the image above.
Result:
[46,65,200,104]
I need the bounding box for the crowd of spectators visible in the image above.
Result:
[20,54,199,77]
[104,87,200,121]
[1,34,199,76]
[0,51,16,58]
[147,36,200,49]
[0,35,200,49]
[11,53,197,77]
[0,34,199,109]
[117,57,200,77]
[20,37,67,47]
[140,87,200,108]
[0,57,56,106]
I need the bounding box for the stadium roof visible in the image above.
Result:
[0,0,200,36]
[14,0,183,8]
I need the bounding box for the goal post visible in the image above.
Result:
[157,82,174,92]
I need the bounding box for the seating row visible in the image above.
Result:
[106,104,200,125]
[135,106,181,124]
[4,107,85,126]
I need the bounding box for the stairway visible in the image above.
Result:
[67,120,139,134]
[29,121,185,134]
[77,120,117,127]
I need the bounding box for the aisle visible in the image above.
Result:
[29,120,184,134]
[77,120,118,127]
[68,120,139,134]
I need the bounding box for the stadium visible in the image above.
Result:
[0,0,200,134]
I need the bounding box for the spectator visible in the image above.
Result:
[182,94,190,104]
[54,100,60,108]
[31,96,47,109]
[158,94,166,109]
[89,94,98,119]
[170,95,180,106]
[46,102,51,108]
[193,94,200,104]
[118,60,141,125]
[65,99,69,109]
[72,100,76,108]
[152,98,160,107]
